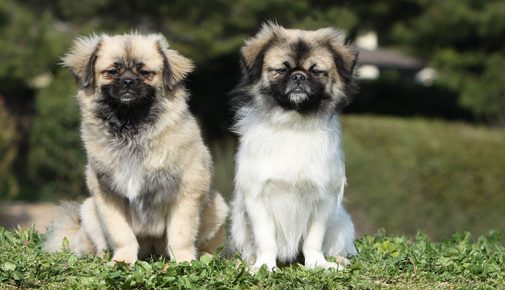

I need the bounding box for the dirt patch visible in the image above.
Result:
[0,202,56,233]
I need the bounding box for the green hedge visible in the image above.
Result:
[342,116,505,239]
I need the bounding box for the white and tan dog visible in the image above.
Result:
[230,23,358,271]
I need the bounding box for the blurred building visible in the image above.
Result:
[355,32,437,86]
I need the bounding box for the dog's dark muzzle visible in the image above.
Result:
[113,72,140,103]
[103,82,144,105]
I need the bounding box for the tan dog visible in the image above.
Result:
[43,33,229,265]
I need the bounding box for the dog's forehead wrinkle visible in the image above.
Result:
[98,36,162,70]
[124,37,132,62]
[292,39,311,56]
[303,46,335,69]
[112,58,146,71]
[285,39,311,67]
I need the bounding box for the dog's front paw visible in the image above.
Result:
[305,254,346,271]
[316,261,345,270]
[332,255,350,267]
[110,246,138,266]
[249,263,276,274]
[199,251,213,257]
[250,258,277,273]
[171,248,197,263]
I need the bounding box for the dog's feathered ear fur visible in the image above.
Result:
[317,27,359,87]
[239,21,283,82]
[241,21,283,69]
[61,34,103,89]
[155,34,194,91]
[315,27,359,104]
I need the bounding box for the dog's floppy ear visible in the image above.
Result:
[240,21,282,82]
[61,34,103,89]
[320,27,359,87]
[156,35,194,91]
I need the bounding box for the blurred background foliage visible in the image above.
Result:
[0,0,504,239]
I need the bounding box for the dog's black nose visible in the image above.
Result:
[120,78,134,87]
[291,72,306,85]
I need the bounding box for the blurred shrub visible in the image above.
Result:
[27,70,86,200]
[346,73,473,122]
[0,100,18,198]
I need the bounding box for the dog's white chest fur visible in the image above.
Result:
[236,113,345,198]
[114,147,144,200]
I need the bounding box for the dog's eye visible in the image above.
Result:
[107,68,118,76]
[276,68,287,74]
[139,69,151,77]
[309,67,326,77]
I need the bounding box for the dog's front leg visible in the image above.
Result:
[245,195,278,272]
[303,201,343,270]
[94,191,139,265]
[166,195,201,263]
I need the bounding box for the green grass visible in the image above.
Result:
[1,228,504,289]
[212,115,505,240]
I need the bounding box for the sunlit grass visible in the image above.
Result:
[1,227,503,289]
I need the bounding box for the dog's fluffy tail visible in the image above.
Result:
[43,202,95,256]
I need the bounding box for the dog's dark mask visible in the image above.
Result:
[247,39,333,114]
[101,75,156,106]
[233,28,358,115]
[260,68,330,114]
[96,69,158,135]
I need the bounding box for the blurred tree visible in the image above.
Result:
[0,1,65,86]
[3,0,363,199]
[18,0,362,137]
[389,0,505,124]
[0,99,18,199]
[1,0,504,201]
[0,0,74,199]
[27,71,86,200]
